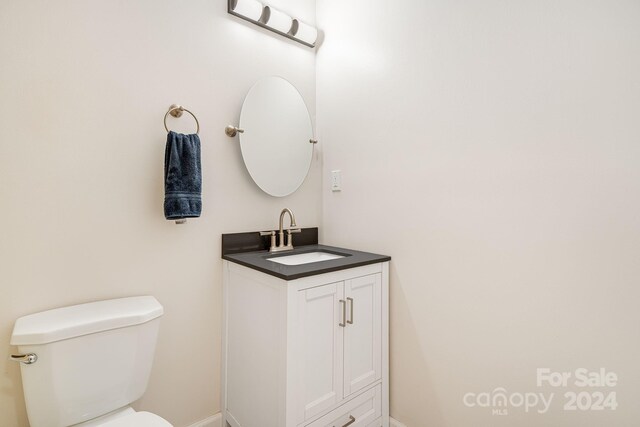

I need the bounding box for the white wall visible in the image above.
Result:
[0,1,319,426]
[317,1,640,426]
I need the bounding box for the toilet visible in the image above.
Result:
[10,296,172,427]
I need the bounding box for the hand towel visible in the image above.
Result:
[164,131,202,220]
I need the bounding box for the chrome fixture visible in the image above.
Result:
[164,104,200,135]
[339,298,355,327]
[225,125,245,137]
[342,415,356,427]
[227,0,318,48]
[260,208,301,253]
[10,353,38,365]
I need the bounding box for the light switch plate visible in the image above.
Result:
[331,170,342,192]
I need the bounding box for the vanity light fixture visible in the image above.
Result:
[227,0,318,48]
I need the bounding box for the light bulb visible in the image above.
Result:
[265,7,293,34]
[292,20,318,45]
[231,0,263,21]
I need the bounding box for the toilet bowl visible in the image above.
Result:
[10,296,173,427]
[78,407,172,426]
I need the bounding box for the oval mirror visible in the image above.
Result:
[239,76,314,197]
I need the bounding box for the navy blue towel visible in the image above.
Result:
[164,131,202,220]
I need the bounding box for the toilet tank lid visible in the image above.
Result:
[10,296,164,346]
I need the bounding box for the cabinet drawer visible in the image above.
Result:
[306,384,381,427]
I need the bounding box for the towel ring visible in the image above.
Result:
[164,104,200,135]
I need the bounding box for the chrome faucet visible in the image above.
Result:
[260,208,301,253]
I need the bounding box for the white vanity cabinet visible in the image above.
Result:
[222,260,389,427]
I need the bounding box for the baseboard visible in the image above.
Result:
[186,413,221,427]
[187,413,402,427]
[390,417,407,427]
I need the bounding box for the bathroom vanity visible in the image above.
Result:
[221,228,390,427]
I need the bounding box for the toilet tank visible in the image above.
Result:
[10,296,164,427]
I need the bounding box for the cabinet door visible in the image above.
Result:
[297,282,344,422]
[343,274,382,397]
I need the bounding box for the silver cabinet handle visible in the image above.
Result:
[10,353,37,365]
[347,297,354,324]
[339,299,346,327]
[342,415,356,427]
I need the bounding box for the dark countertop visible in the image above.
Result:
[222,243,391,281]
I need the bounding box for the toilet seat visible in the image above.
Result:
[99,411,173,427]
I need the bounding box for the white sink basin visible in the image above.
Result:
[267,251,345,266]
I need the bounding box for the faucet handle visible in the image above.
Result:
[260,230,277,251]
[285,228,302,248]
